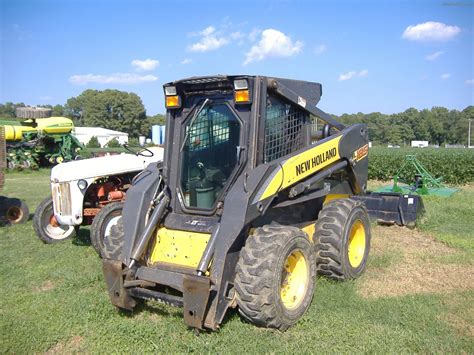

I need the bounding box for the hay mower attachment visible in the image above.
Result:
[375,155,457,197]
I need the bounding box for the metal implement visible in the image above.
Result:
[0,107,83,169]
[0,126,30,225]
[375,155,457,197]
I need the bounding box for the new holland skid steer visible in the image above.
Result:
[102,75,423,331]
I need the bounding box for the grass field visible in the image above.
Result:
[1,170,473,353]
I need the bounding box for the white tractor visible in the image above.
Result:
[33,146,163,256]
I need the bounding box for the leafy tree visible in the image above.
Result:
[86,136,101,148]
[52,104,65,117]
[65,89,147,137]
[105,137,122,148]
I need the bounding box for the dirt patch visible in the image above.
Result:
[33,280,55,293]
[46,335,83,354]
[358,225,474,298]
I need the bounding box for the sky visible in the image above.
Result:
[0,0,473,115]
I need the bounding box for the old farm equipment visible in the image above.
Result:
[0,126,29,225]
[0,107,83,169]
[100,75,424,331]
[33,146,163,257]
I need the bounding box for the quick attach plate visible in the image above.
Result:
[183,274,211,330]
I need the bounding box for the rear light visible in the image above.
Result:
[234,79,251,104]
[164,86,181,108]
[165,95,181,108]
[235,90,250,103]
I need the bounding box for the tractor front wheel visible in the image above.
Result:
[235,224,316,330]
[314,198,371,280]
[33,197,77,244]
[90,202,123,257]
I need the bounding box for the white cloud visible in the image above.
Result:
[230,31,244,40]
[338,71,357,81]
[440,73,451,80]
[402,21,461,41]
[181,58,192,65]
[131,59,159,71]
[187,25,229,52]
[248,28,261,42]
[358,69,369,77]
[465,79,474,85]
[243,29,303,65]
[69,73,158,85]
[425,51,445,61]
[338,69,368,82]
[314,44,327,55]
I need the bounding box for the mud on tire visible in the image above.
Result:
[235,224,316,331]
[102,217,124,260]
[90,202,123,257]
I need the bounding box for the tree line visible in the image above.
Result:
[0,90,165,138]
[0,89,472,145]
[336,106,473,146]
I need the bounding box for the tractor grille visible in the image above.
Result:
[264,104,305,163]
[52,182,72,216]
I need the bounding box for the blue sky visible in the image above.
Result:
[1,0,473,115]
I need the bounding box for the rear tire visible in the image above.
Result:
[90,202,123,257]
[5,198,29,224]
[314,198,371,280]
[235,224,316,330]
[33,197,76,243]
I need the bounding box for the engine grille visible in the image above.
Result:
[52,182,72,216]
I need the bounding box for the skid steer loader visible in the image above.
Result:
[101,75,423,331]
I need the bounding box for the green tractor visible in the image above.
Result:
[0,107,83,169]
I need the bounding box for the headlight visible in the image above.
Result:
[77,179,88,190]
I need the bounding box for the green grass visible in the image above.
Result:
[419,187,474,252]
[1,171,473,352]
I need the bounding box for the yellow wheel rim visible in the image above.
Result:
[348,220,366,268]
[280,250,308,310]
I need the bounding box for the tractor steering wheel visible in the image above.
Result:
[124,144,154,157]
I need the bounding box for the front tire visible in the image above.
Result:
[235,224,316,330]
[314,198,371,280]
[90,202,123,257]
[33,197,76,243]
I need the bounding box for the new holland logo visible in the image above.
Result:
[295,147,338,176]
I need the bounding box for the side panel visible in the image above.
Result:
[256,135,342,201]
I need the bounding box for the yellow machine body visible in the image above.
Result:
[3,117,74,141]
[149,227,211,268]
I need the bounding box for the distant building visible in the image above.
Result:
[411,140,429,148]
[445,144,465,149]
[73,127,128,147]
